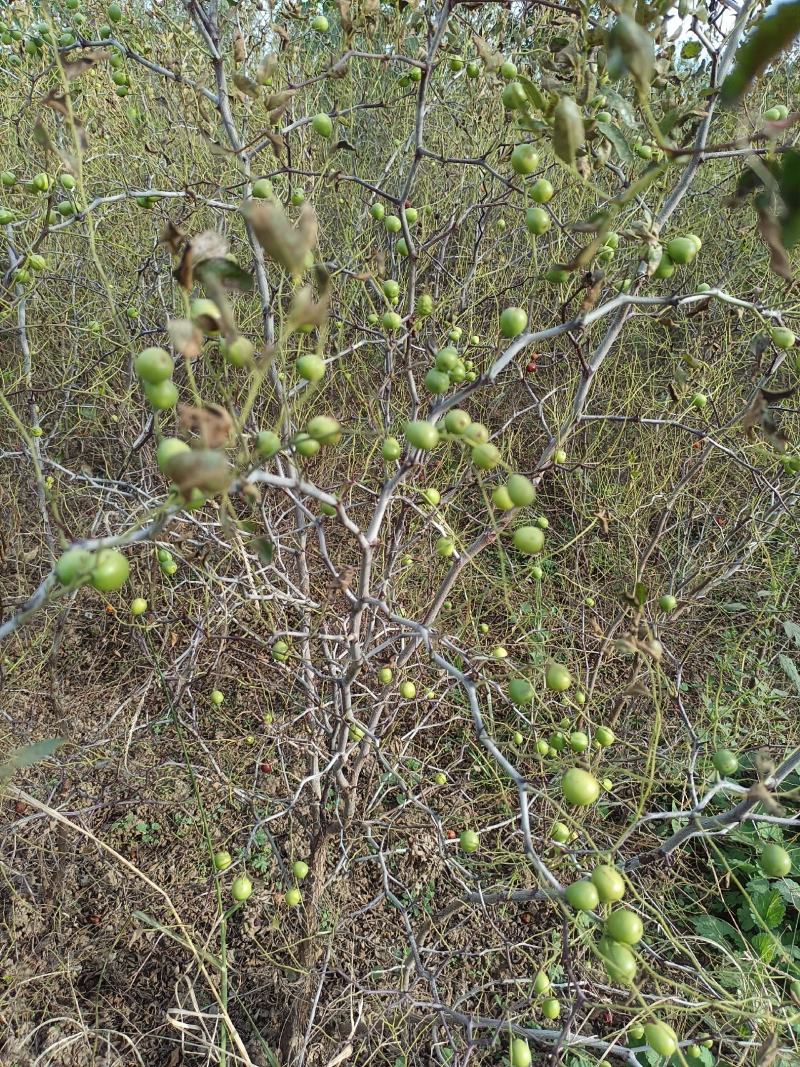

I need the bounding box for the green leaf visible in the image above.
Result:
[778,150,800,249]
[0,737,66,784]
[751,931,777,962]
[596,121,634,164]
[634,582,648,606]
[517,74,550,114]
[751,888,786,929]
[681,40,702,59]
[692,913,746,950]
[602,88,637,128]
[779,654,800,696]
[784,620,800,648]
[775,878,800,909]
[721,2,800,105]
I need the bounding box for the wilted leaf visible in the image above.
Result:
[607,15,655,96]
[164,449,232,496]
[782,619,800,648]
[681,40,702,60]
[289,283,330,330]
[233,72,261,99]
[168,318,203,359]
[517,74,550,114]
[0,738,65,784]
[174,230,229,291]
[472,32,502,72]
[62,49,109,80]
[242,198,317,275]
[254,538,274,564]
[159,220,187,255]
[552,95,585,167]
[178,404,233,449]
[196,257,253,293]
[757,206,794,281]
[721,2,800,105]
[233,30,246,65]
[256,53,279,85]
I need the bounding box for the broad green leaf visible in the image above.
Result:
[602,88,637,128]
[751,931,777,962]
[779,653,800,695]
[681,40,702,59]
[692,913,746,950]
[597,121,634,164]
[517,74,550,114]
[0,737,66,784]
[721,2,800,104]
[751,888,786,929]
[782,620,800,649]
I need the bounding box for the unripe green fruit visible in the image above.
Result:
[231,876,252,901]
[211,689,224,705]
[545,663,571,692]
[545,267,570,284]
[404,420,440,450]
[294,433,320,458]
[256,430,281,458]
[493,485,515,510]
[570,731,589,753]
[425,368,451,394]
[499,306,528,338]
[399,680,416,699]
[416,293,434,316]
[592,864,626,902]
[510,144,539,175]
[135,346,173,384]
[561,767,600,806]
[285,887,302,906]
[598,936,637,983]
[763,106,781,122]
[459,829,479,854]
[499,60,517,79]
[370,202,385,220]
[311,14,329,31]
[658,593,677,612]
[311,113,333,138]
[508,678,534,705]
[644,1022,678,1058]
[221,336,255,367]
[444,408,471,434]
[771,326,795,350]
[761,843,792,878]
[378,667,393,684]
[606,907,644,944]
[214,850,232,870]
[384,214,402,233]
[130,597,147,617]
[307,415,342,445]
[513,526,544,554]
[505,474,535,506]
[712,748,738,776]
[381,436,402,460]
[565,879,599,911]
[382,310,402,331]
[691,392,708,409]
[550,821,570,843]
[436,347,459,372]
[666,236,697,265]
[144,380,179,410]
[157,437,190,473]
[90,549,129,592]
[595,726,614,748]
[530,178,554,203]
[296,354,326,382]
[56,547,95,585]
[436,537,455,558]
[525,206,550,235]
[472,442,501,470]
[533,970,550,994]
[541,998,560,1020]
[293,860,309,880]
[252,178,273,199]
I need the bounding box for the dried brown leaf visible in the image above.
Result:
[233,72,261,99]
[164,449,232,496]
[241,198,317,274]
[178,403,233,449]
[159,220,187,255]
[233,30,246,65]
[167,318,203,360]
[63,50,109,79]
[757,207,794,281]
